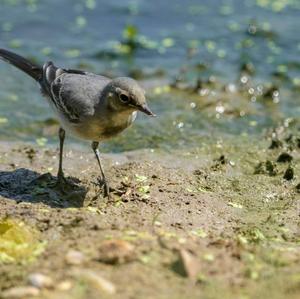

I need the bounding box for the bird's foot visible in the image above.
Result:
[58,170,68,183]
[55,172,70,192]
[96,177,111,199]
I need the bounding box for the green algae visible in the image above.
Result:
[0,219,46,264]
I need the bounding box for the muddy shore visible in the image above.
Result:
[0,137,299,299]
[0,0,299,298]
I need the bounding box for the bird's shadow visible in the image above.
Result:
[0,168,88,208]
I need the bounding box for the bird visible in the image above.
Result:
[0,48,155,198]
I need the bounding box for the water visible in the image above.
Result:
[0,0,299,152]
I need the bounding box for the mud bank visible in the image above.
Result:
[0,138,299,299]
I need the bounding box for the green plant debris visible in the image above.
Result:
[203,253,215,262]
[227,201,243,209]
[185,187,196,193]
[237,235,248,246]
[245,267,259,280]
[8,39,22,48]
[76,16,87,28]
[8,93,19,101]
[114,199,124,207]
[40,47,52,56]
[241,228,266,244]
[139,254,151,264]
[85,207,103,214]
[85,0,96,9]
[161,38,175,48]
[122,230,154,242]
[153,85,171,95]
[64,49,81,58]
[123,24,138,41]
[138,185,150,193]
[157,230,178,239]
[196,273,208,283]
[0,218,46,264]
[256,0,296,12]
[0,117,8,124]
[135,174,148,183]
[35,137,47,146]
[190,228,207,238]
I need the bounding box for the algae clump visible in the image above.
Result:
[0,218,46,264]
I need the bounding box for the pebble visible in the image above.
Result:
[65,249,85,265]
[1,286,40,298]
[56,280,73,291]
[283,166,294,181]
[178,249,200,280]
[98,239,135,264]
[73,269,116,294]
[28,273,53,289]
[277,152,293,163]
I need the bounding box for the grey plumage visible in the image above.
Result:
[0,48,155,198]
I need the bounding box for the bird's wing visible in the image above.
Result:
[40,62,110,123]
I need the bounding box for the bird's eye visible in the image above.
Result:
[119,94,130,103]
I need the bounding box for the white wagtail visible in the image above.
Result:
[0,48,155,197]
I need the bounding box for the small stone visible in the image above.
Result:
[56,280,73,291]
[254,160,278,176]
[98,239,135,264]
[269,138,282,149]
[296,183,300,193]
[65,250,85,265]
[218,155,226,164]
[28,273,53,289]
[265,160,277,176]
[73,269,116,294]
[263,85,279,100]
[177,249,200,280]
[283,166,294,181]
[254,162,264,174]
[277,152,293,163]
[1,286,40,298]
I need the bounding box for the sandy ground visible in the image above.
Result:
[0,139,299,299]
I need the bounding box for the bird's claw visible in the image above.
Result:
[55,172,70,192]
[97,177,111,199]
[58,175,67,185]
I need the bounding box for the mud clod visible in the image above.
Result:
[72,269,116,295]
[269,138,283,149]
[254,160,277,176]
[277,152,293,163]
[65,250,86,265]
[98,239,135,264]
[1,286,40,298]
[176,249,200,280]
[283,166,294,181]
[28,273,53,289]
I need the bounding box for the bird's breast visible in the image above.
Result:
[100,111,137,139]
[69,111,137,141]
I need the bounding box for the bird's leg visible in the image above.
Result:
[91,141,110,198]
[57,127,66,184]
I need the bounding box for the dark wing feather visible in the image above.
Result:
[0,48,42,80]
[39,62,79,122]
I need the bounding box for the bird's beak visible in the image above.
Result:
[138,104,156,117]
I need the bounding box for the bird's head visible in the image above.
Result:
[104,77,155,116]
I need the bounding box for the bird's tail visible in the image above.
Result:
[0,48,42,81]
